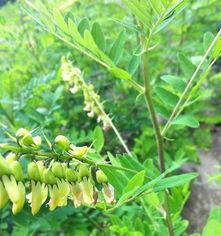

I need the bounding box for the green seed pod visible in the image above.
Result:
[78,164,90,181]
[10,161,24,181]
[27,162,41,181]
[51,162,63,179]
[0,156,11,176]
[43,169,57,185]
[5,153,17,163]
[66,169,78,182]
[96,170,108,184]
[54,135,70,151]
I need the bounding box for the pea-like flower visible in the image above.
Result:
[0,156,26,214]
[96,170,115,204]
[27,161,48,215]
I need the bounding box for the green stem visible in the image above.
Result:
[161,28,221,136]
[141,36,174,236]
[0,144,149,179]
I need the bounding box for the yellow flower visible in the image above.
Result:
[12,181,25,215]
[27,180,48,215]
[102,183,115,204]
[2,175,25,214]
[80,177,94,205]
[48,179,69,211]
[69,182,83,208]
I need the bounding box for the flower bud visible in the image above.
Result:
[54,135,70,151]
[43,169,57,185]
[21,132,34,146]
[65,169,78,182]
[5,153,17,163]
[27,162,41,181]
[96,170,108,184]
[52,162,63,179]
[33,136,42,147]
[10,161,24,181]
[36,161,46,182]
[16,128,29,139]
[78,164,90,181]
[0,156,11,176]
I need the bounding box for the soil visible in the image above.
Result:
[182,127,221,233]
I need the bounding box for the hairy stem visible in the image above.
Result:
[141,36,174,236]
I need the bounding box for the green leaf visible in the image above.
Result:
[123,170,145,194]
[83,29,99,52]
[93,126,104,152]
[100,166,129,196]
[116,171,145,206]
[68,18,85,46]
[109,67,132,80]
[53,9,68,33]
[178,53,196,79]
[155,0,187,34]
[122,0,151,28]
[160,75,186,93]
[202,220,221,236]
[128,49,141,75]
[78,18,90,36]
[155,86,179,107]
[153,173,198,192]
[109,30,126,64]
[171,115,200,128]
[91,22,106,51]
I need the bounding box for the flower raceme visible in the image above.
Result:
[0,128,114,215]
[61,56,110,130]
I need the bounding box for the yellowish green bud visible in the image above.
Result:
[5,153,17,163]
[10,161,24,181]
[0,156,11,176]
[54,135,70,151]
[27,162,41,181]
[96,170,108,184]
[33,136,42,147]
[52,162,63,179]
[36,161,46,182]
[16,128,29,138]
[21,132,34,146]
[65,169,78,182]
[43,169,57,185]
[78,164,90,180]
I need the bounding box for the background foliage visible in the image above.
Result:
[0,0,221,235]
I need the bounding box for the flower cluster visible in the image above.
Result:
[61,56,110,130]
[0,128,114,215]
